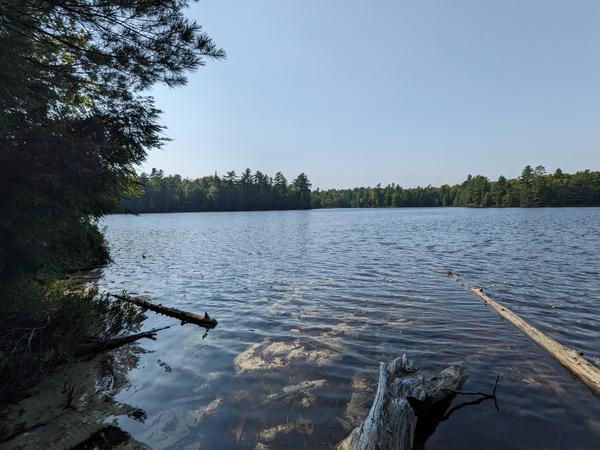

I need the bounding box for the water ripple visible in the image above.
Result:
[99,208,600,449]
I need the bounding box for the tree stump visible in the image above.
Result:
[336,354,466,450]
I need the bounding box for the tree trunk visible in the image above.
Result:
[336,355,466,450]
[470,286,600,397]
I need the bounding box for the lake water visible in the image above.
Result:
[99,208,600,449]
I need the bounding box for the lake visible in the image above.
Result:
[99,208,600,449]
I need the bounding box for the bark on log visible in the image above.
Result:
[112,294,218,329]
[336,355,466,450]
[74,326,170,356]
[469,286,600,397]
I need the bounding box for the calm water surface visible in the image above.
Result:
[99,208,600,449]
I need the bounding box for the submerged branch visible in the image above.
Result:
[444,375,500,399]
[74,326,170,356]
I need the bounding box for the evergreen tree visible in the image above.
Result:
[0,0,223,278]
[291,173,312,209]
[519,165,535,207]
[274,172,289,209]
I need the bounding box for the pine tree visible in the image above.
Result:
[0,0,224,278]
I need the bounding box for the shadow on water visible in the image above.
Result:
[413,376,500,450]
[0,342,150,449]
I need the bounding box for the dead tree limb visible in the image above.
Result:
[111,294,218,329]
[471,286,600,397]
[446,271,600,397]
[444,375,499,399]
[74,326,170,356]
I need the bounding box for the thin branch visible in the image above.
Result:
[443,375,500,413]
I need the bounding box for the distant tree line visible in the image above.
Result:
[122,165,600,213]
[313,166,600,208]
[123,169,312,212]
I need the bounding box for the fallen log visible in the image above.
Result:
[470,286,600,397]
[111,294,218,329]
[446,271,600,398]
[75,326,170,356]
[336,354,466,450]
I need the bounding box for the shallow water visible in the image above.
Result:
[99,208,600,449]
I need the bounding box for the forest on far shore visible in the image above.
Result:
[122,165,600,213]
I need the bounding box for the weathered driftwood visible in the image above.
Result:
[469,286,600,397]
[112,294,218,329]
[336,354,466,450]
[74,326,170,356]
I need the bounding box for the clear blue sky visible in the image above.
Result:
[144,0,600,189]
